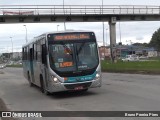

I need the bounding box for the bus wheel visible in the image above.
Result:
[40,76,50,95]
[28,73,33,87]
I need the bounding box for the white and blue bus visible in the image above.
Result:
[22,30,101,94]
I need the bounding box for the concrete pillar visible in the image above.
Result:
[109,17,117,63]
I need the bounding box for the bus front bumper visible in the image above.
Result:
[47,79,101,93]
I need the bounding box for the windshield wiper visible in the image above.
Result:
[77,42,85,55]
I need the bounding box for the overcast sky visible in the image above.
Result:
[0,0,160,53]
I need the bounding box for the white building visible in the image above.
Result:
[148,51,158,57]
[12,52,22,59]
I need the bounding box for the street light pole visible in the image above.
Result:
[63,0,66,30]
[106,28,108,46]
[119,22,122,58]
[10,37,13,59]
[119,22,122,43]
[102,0,105,60]
[57,25,59,31]
[102,22,105,59]
[23,25,28,43]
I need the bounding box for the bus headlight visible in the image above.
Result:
[53,77,58,82]
[51,76,59,83]
[95,73,100,80]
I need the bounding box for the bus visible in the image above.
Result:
[22,30,101,94]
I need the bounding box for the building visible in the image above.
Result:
[98,46,110,60]
[12,52,22,59]
[99,44,158,60]
[1,52,22,61]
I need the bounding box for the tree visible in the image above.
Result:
[132,42,148,47]
[149,28,160,51]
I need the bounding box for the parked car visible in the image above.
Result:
[0,64,6,69]
[139,56,148,60]
[122,54,139,62]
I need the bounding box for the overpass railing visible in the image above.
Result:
[0,5,160,15]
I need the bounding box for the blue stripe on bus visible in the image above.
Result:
[64,72,96,83]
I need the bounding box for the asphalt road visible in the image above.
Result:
[0,68,160,120]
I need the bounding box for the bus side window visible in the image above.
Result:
[27,47,29,60]
[22,48,24,60]
[36,41,41,62]
[32,44,34,60]
[34,44,37,60]
[24,47,27,60]
[42,44,47,65]
[29,48,33,61]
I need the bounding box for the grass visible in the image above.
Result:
[4,59,160,74]
[101,59,160,74]
[6,64,22,68]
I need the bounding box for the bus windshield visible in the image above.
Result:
[49,41,99,76]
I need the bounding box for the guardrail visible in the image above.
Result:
[0,5,160,15]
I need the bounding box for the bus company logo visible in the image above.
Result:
[1,112,42,118]
[2,112,11,117]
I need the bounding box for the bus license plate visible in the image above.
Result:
[74,86,83,90]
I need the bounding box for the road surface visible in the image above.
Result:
[0,68,160,120]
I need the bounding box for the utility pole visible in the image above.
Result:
[119,22,122,59]
[23,25,28,43]
[63,0,66,30]
[57,25,59,31]
[10,37,13,60]
[102,0,105,60]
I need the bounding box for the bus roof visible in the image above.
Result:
[22,30,94,47]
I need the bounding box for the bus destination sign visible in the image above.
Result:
[54,34,90,41]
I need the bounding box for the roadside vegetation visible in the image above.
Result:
[101,58,160,74]
[2,57,160,75]
[6,64,22,68]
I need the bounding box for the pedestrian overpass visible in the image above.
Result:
[1,5,160,61]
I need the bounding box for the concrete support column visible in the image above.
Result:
[109,17,117,63]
